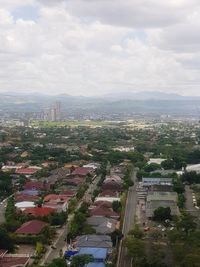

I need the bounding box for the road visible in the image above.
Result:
[0,198,8,224]
[41,174,101,265]
[117,169,138,267]
[185,185,200,223]
[41,224,68,264]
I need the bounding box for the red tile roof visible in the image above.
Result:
[102,181,122,192]
[0,256,29,267]
[61,190,76,197]
[15,194,39,202]
[24,181,50,191]
[16,220,47,235]
[89,206,120,219]
[72,167,93,176]
[94,201,113,208]
[23,207,55,217]
[65,177,84,186]
[16,168,38,175]
[99,190,119,197]
[43,194,69,203]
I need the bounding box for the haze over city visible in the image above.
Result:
[1,0,200,96]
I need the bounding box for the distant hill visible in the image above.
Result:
[0,91,200,117]
[104,91,199,101]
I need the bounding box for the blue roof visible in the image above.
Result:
[78,247,107,260]
[85,263,106,267]
[64,250,78,257]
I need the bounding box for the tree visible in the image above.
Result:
[178,212,196,234]
[161,159,174,170]
[35,242,45,256]
[112,201,121,213]
[110,229,123,247]
[47,258,67,267]
[153,207,171,222]
[0,226,14,251]
[125,237,145,266]
[128,225,144,239]
[69,211,86,238]
[144,163,160,172]
[71,254,94,267]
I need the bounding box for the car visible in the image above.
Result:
[51,245,56,249]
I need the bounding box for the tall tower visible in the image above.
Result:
[55,101,61,121]
[51,108,56,121]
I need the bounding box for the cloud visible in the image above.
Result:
[0,0,200,96]
[64,0,198,28]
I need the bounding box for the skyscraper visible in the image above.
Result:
[55,101,61,121]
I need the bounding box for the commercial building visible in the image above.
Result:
[142,177,173,187]
[146,192,178,218]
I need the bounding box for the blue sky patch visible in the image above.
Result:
[12,5,39,22]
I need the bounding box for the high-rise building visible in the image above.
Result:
[55,101,61,121]
[50,107,56,121]
[42,101,61,122]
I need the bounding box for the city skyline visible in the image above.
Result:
[0,1,200,96]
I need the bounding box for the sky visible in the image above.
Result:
[0,0,200,96]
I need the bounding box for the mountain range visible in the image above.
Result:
[0,91,200,117]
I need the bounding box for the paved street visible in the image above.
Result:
[117,170,138,267]
[42,224,68,264]
[41,174,101,265]
[0,198,8,224]
[185,185,200,226]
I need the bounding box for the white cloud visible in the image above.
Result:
[0,0,199,96]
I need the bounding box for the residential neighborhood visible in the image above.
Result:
[0,121,200,267]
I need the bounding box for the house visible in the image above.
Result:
[83,163,100,170]
[61,190,76,198]
[75,235,112,252]
[15,193,39,202]
[89,205,120,219]
[64,163,79,170]
[77,247,107,262]
[104,175,122,183]
[23,207,55,217]
[149,184,173,192]
[87,216,118,234]
[16,163,29,168]
[24,181,50,191]
[16,168,38,176]
[99,190,119,198]
[142,177,173,187]
[65,177,84,186]
[93,201,112,208]
[41,161,58,168]
[15,201,35,211]
[43,194,69,212]
[110,167,123,177]
[0,250,30,267]
[20,151,29,158]
[15,220,47,235]
[146,192,178,218]
[147,158,166,165]
[102,180,122,192]
[95,196,120,203]
[71,167,93,177]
